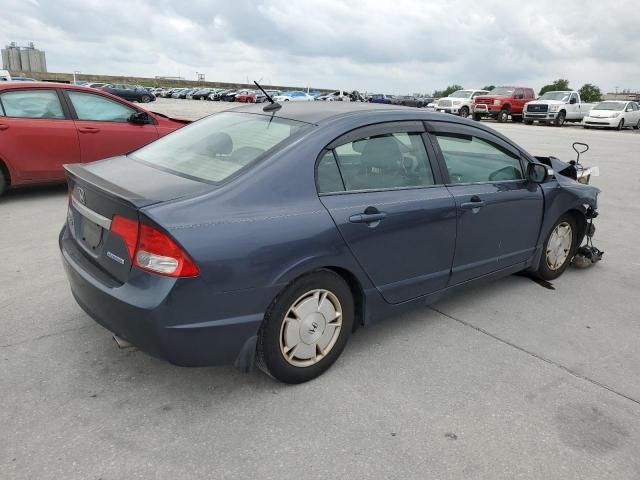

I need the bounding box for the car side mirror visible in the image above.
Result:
[128,111,151,125]
[527,163,548,183]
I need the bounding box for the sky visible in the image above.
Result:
[1,0,639,94]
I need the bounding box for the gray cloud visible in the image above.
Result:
[1,0,638,94]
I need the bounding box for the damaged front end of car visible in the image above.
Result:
[535,142,604,269]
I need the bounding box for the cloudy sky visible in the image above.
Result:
[1,0,638,94]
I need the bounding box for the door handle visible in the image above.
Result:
[460,196,486,210]
[0,124,8,131]
[78,127,100,133]
[349,211,387,223]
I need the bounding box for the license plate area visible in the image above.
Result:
[80,217,104,251]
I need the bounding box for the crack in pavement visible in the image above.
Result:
[0,323,99,349]
[429,306,640,408]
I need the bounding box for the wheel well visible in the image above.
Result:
[323,266,365,329]
[566,209,588,246]
[501,104,511,111]
[0,158,11,187]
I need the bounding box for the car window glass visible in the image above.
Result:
[570,93,578,103]
[131,112,309,183]
[0,90,65,119]
[317,151,345,193]
[434,133,523,184]
[68,91,136,122]
[333,132,435,191]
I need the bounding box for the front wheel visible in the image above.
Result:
[535,214,577,280]
[554,111,566,127]
[459,106,469,118]
[473,112,482,121]
[617,119,625,130]
[497,109,510,123]
[0,168,7,197]
[141,95,152,103]
[256,270,354,383]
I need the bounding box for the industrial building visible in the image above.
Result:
[1,42,47,73]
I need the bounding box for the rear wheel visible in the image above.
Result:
[0,168,7,197]
[141,95,152,103]
[459,106,469,118]
[634,119,640,130]
[535,214,577,280]
[497,108,510,123]
[256,270,354,383]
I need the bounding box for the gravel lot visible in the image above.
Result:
[2,98,640,479]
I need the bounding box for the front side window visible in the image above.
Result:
[434,133,523,184]
[68,91,136,122]
[0,90,65,119]
[330,132,434,191]
[131,112,309,183]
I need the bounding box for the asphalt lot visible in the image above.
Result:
[2,98,640,479]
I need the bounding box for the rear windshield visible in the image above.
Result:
[131,112,310,183]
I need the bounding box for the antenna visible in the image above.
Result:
[254,80,281,112]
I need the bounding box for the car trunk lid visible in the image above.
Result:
[64,156,213,283]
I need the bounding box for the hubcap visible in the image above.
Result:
[546,222,573,271]
[279,289,342,367]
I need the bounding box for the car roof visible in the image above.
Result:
[232,101,480,126]
[0,81,107,93]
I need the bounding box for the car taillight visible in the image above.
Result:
[110,215,199,277]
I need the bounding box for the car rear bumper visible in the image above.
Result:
[60,226,275,368]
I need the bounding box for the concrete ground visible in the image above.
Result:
[1,99,639,479]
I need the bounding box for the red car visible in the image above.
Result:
[234,90,256,103]
[472,86,536,123]
[0,82,189,196]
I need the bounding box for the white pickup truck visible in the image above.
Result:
[523,91,595,127]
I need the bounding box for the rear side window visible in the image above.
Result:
[0,90,65,119]
[317,152,345,193]
[131,112,309,183]
[68,91,135,122]
[325,132,434,192]
[434,133,523,183]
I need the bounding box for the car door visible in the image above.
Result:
[64,89,159,163]
[428,122,543,285]
[317,122,457,304]
[0,88,80,182]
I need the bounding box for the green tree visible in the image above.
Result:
[482,85,495,91]
[579,83,603,103]
[433,84,464,98]
[539,79,570,96]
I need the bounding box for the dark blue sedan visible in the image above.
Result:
[60,102,600,383]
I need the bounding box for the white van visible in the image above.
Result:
[0,70,11,81]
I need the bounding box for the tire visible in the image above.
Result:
[473,112,482,121]
[459,106,469,118]
[634,120,640,130]
[535,214,577,280]
[524,120,533,125]
[497,108,510,123]
[141,95,151,103]
[512,115,522,123]
[0,168,7,197]
[554,111,566,127]
[256,270,355,384]
[617,119,625,130]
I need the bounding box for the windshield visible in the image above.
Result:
[593,101,625,111]
[131,112,310,183]
[539,92,571,101]
[449,90,473,99]
[488,87,515,96]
